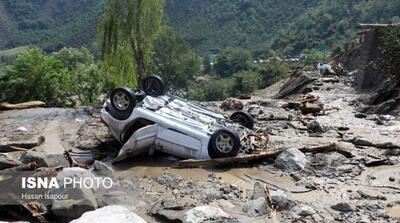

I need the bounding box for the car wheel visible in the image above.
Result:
[109,87,136,120]
[230,110,254,129]
[143,75,165,96]
[208,129,240,159]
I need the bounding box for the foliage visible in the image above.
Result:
[0,47,108,106]
[213,48,251,77]
[257,55,290,88]
[232,71,260,95]
[148,27,201,88]
[98,0,164,81]
[303,49,325,66]
[186,78,233,101]
[0,48,71,105]
[1,0,400,55]
[372,25,400,80]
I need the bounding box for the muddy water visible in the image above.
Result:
[113,155,298,192]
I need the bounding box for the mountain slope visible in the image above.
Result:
[0,0,399,55]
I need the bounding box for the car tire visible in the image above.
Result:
[230,110,254,129]
[208,129,240,159]
[109,87,136,120]
[143,75,165,96]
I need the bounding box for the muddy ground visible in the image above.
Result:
[0,70,400,222]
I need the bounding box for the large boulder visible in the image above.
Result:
[275,148,308,171]
[242,197,269,217]
[70,205,147,223]
[20,150,69,167]
[51,168,99,219]
[184,206,229,223]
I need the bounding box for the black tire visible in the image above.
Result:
[230,110,254,129]
[143,75,165,96]
[208,129,240,159]
[109,87,136,120]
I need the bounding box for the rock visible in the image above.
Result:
[300,103,322,114]
[337,126,350,131]
[16,127,28,132]
[275,148,308,171]
[219,98,244,111]
[92,160,113,176]
[20,150,69,167]
[307,120,324,133]
[355,112,367,118]
[324,130,340,138]
[331,202,354,212]
[242,197,269,216]
[294,204,316,216]
[251,182,266,200]
[0,153,22,170]
[70,205,147,223]
[184,206,229,223]
[51,168,98,219]
[353,138,373,146]
[271,190,294,210]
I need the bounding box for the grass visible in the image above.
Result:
[0,46,30,57]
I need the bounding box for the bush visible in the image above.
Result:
[232,71,260,95]
[0,47,109,106]
[186,78,233,101]
[303,49,325,66]
[257,56,290,88]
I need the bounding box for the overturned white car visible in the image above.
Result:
[101,75,260,162]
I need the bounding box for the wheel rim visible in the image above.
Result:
[215,133,234,153]
[113,92,130,111]
[145,79,161,95]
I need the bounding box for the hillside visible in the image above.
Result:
[0,0,399,55]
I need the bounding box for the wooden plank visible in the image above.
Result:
[174,143,342,168]
[0,101,45,110]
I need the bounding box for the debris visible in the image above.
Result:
[184,206,229,223]
[174,144,338,168]
[242,197,269,216]
[294,204,316,216]
[355,112,368,118]
[274,148,308,171]
[270,190,294,210]
[307,120,324,133]
[275,70,316,98]
[219,98,244,111]
[0,101,45,110]
[300,102,322,114]
[317,63,335,75]
[331,202,354,212]
[70,205,147,223]
[20,151,69,168]
[16,127,28,132]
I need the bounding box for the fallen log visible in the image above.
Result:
[0,101,45,110]
[174,143,349,168]
[1,162,37,172]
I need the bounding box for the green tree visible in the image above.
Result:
[99,0,164,85]
[0,48,71,105]
[148,27,201,88]
[303,49,325,66]
[213,48,251,77]
[372,25,400,80]
[258,51,290,88]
